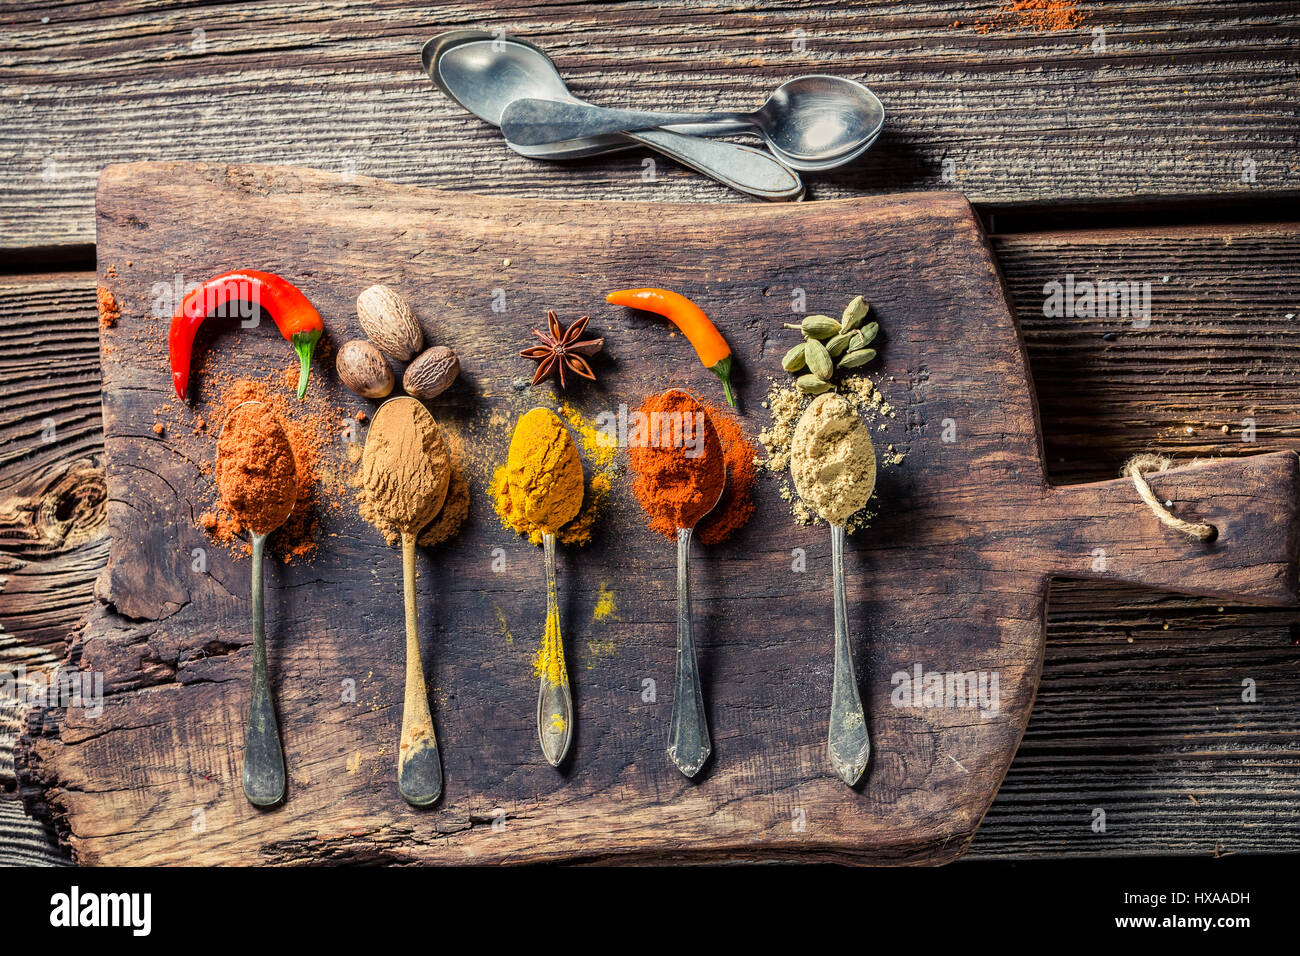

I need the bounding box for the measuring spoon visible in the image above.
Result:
[362,398,450,806]
[501,75,885,171]
[422,30,804,201]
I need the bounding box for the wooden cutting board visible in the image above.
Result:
[20,162,1299,865]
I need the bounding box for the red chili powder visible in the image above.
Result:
[215,403,297,534]
[696,400,758,546]
[626,391,726,538]
[198,374,330,561]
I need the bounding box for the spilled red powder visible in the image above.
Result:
[96,287,120,330]
[1009,0,1079,32]
[973,0,1080,33]
[696,400,759,546]
[196,371,341,562]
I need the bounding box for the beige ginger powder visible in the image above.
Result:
[790,392,877,525]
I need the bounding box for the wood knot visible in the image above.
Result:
[0,457,106,558]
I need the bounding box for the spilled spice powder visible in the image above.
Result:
[1008,0,1079,32]
[626,391,726,537]
[974,0,1081,33]
[197,373,333,561]
[558,399,618,469]
[695,399,758,545]
[96,286,120,330]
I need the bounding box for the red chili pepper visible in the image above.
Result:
[169,270,325,401]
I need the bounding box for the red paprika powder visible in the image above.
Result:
[626,390,726,536]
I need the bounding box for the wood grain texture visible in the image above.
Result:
[13,162,1299,865]
[6,221,1300,863]
[2,1,1298,249]
[0,275,106,671]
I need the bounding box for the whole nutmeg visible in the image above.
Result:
[403,346,460,400]
[336,339,394,399]
[356,284,423,362]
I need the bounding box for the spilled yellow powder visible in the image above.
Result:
[532,610,567,684]
[495,607,514,646]
[585,639,616,669]
[559,399,618,469]
[593,582,616,621]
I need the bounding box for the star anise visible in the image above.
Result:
[520,310,604,388]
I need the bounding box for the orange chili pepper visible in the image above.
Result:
[605,288,736,407]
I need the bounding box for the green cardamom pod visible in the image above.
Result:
[847,330,865,352]
[796,374,832,395]
[858,321,879,347]
[826,331,854,359]
[837,348,877,369]
[782,342,807,372]
[804,337,834,380]
[800,315,841,339]
[841,296,870,331]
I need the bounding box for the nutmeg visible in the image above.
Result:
[356,284,423,362]
[403,346,460,400]
[336,339,394,399]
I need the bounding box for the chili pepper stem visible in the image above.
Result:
[292,329,321,399]
[711,356,737,408]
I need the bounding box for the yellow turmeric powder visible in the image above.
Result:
[493,407,586,544]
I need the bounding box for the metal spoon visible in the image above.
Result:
[362,398,450,806]
[502,75,885,171]
[218,401,294,808]
[790,399,877,786]
[537,529,573,766]
[663,390,727,778]
[825,521,870,785]
[421,30,804,201]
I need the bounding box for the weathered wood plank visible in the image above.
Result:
[5,216,1300,862]
[2,1,1297,249]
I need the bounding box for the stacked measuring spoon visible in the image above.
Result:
[421,31,885,202]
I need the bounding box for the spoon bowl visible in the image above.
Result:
[756,75,885,164]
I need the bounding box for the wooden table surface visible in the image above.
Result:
[1,1,1298,864]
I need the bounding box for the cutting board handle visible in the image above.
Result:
[1043,451,1299,605]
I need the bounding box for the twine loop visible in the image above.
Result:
[1122,454,1217,542]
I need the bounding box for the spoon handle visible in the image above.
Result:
[243,532,286,807]
[828,523,870,785]
[537,532,574,766]
[503,97,751,147]
[668,526,711,777]
[398,533,442,806]
[625,129,803,202]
